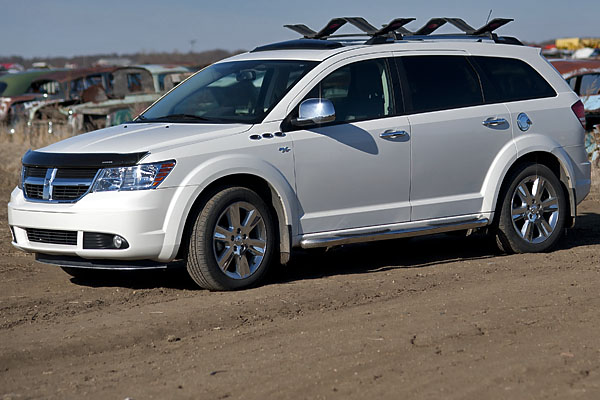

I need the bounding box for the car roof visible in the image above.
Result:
[222,39,537,65]
[135,64,190,74]
[550,59,600,79]
[0,70,64,97]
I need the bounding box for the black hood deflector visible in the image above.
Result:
[22,150,150,168]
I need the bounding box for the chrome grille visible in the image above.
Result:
[24,184,44,199]
[26,228,77,245]
[22,167,99,202]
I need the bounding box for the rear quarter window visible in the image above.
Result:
[471,56,556,103]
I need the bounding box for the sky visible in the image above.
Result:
[1,0,599,58]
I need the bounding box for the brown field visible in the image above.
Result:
[1,132,600,399]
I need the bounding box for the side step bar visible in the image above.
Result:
[300,217,489,249]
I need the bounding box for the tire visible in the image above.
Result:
[495,163,567,253]
[186,187,276,290]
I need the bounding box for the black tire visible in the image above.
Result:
[186,187,276,290]
[495,163,567,253]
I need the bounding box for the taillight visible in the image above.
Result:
[571,100,586,129]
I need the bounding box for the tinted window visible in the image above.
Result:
[400,56,483,113]
[567,77,577,91]
[472,56,556,103]
[579,74,600,96]
[303,58,394,123]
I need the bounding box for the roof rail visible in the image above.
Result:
[284,16,515,42]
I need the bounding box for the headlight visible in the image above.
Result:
[92,161,175,192]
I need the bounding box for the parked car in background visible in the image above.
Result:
[64,66,158,130]
[0,70,62,124]
[551,59,600,130]
[136,64,192,93]
[9,67,116,128]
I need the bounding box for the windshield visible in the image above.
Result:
[138,60,318,124]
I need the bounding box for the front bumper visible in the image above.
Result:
[8,186,189,263]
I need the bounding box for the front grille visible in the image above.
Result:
[24,184,44,199]
[52,185,90,200]
[26,228,77,246]
[22,167,99,202]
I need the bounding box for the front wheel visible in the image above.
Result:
[496,163,567,253]
[186,187,276,290]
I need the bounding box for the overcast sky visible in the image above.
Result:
[2,0,599,58]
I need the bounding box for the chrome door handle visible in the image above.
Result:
[380,130,408,139]
[482,118,507,127]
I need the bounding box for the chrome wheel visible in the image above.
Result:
[213,201,267,279]
[510,175,560,244]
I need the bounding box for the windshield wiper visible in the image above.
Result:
[135,114,215,122]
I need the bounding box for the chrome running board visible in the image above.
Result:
[299,216,489,249]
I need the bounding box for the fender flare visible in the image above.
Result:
[481,134,577,220]
[158,154,299,261]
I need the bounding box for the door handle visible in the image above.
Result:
[380,130,408,139]
[482,118,507,127]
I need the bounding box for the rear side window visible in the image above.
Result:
[399,55,483,113]
[472,56,556,103]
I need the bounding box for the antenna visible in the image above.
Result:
[486,9,493,25]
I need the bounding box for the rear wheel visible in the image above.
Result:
[186,187,276,290]
[496,163,567,253]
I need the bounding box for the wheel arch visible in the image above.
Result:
[484,146,577,227]
[161,156,298,264]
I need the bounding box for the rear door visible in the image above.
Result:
[395,54,513,221]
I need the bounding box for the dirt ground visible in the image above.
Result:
[1,152,599,399]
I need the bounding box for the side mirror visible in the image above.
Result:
[292,98,335,126]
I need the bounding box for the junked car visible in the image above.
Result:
[551,59,600,130]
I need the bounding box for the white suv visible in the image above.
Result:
[7,17,591,290]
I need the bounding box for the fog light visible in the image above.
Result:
[113,235,125,249]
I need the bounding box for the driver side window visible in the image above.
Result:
[304,58,394,124]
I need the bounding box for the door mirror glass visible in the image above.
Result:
[293,98,336,126]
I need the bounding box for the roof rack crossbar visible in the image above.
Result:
[344,17,379,35]
[472,18,513,35]
[283,17,514,42]
[283,24,317,37]
[374,18,416,36]
[284,18,348,39]
[414,18,448,35]
[443,18,476,34]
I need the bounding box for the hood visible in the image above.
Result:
[39,122,252,154]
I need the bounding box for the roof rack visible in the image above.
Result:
[283,16,517,44]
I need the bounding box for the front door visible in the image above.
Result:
[288,57,412,234]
